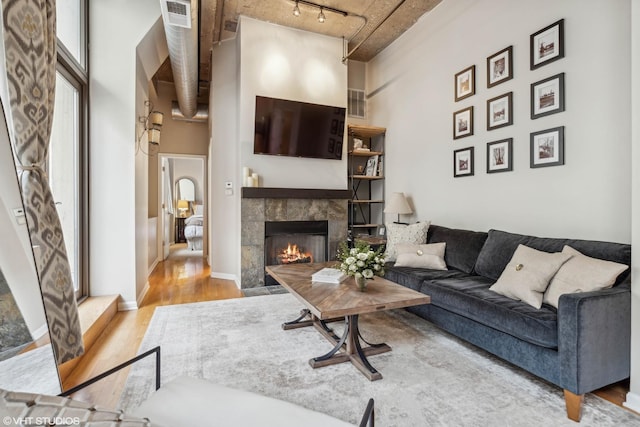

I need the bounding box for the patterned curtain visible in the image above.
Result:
[1,0,83,364]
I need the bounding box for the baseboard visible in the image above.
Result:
[148,259,158,276]
[624,391,640,414]
[137,281,150,307]
[31,323,49,341]
[118,300,139,311]
[210,271,240,288]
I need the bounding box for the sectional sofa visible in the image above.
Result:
[384,224,632,422]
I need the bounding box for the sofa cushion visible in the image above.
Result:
[384,221,430,261]
[427,225,488,274]
[421,276,559,348]
[384,265,469,292]
[394,242,447,270]
[474,229,631,283]
[489,245,572,309]
[543,245,629,308]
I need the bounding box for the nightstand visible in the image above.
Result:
[175,217,186,243]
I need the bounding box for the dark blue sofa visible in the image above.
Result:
[385,225,631,422]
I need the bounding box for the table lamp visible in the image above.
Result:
[384,192,412,224]
[177,200,189,217]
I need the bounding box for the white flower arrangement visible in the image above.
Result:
[336,241,386,280]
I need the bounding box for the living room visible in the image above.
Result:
[1,0,640,425]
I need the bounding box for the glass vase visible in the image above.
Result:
[355,275,367,292]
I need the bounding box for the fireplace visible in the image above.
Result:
[264,220,328,285]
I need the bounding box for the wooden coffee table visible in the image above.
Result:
[265,262,431,381]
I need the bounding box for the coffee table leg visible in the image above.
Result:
[310,315,390,381]
[282,309,313,330]
[349,315,382,381]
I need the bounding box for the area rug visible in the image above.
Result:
[118,294,640,426]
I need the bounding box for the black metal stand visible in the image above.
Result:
[59,346,161,397]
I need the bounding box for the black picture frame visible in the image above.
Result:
[530,126,565,168]
[453,106,474,139]
[487,46,513,88]
[454,65,475,102]
[486,138,513,173]
[454,147,474,177]
[531,73,565,119]
[487,92,513,130]
[530,19,564,70]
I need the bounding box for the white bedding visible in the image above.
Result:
[184,215,203,250]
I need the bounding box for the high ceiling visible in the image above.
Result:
[155,0,442,93]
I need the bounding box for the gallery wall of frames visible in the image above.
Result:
[452,19,566,178]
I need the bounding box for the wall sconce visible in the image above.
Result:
[138,100,164,152]
[291,0,347,23]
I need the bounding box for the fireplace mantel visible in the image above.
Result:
[241,187,351,199]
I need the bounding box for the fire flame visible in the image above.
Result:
[277,243,313,264]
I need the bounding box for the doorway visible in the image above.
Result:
[158,154,207,262]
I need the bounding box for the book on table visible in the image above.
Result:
[311,267,347,284]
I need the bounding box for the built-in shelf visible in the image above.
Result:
[350,175,385,180]
[348,124,386,237]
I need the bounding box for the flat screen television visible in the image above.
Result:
[253,96,346,160]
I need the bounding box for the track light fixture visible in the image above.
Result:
[291,1,348,23]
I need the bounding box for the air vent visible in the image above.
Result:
[162,0,192,28]
[348,89,366,119]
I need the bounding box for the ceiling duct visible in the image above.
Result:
[171,101,209,122]
[159,0,202,120]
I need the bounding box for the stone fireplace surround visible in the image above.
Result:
[241,187,350,288]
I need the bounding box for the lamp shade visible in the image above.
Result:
[149,111,164,127]
[148,128,161,145]
[384,192,412,215]
[177,200,189,210]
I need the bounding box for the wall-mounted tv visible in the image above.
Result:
[253,96,346,160]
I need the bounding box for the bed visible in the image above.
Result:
[184,214,203,250]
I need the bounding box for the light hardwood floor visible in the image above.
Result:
[62,248,242,409]
[61,247,632,413]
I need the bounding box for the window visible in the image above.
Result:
[50,1,88,298]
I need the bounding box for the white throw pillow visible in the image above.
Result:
[542,245,628,308]
[384,221,430,262]
[489,244,572,309]
[394,242,447,270]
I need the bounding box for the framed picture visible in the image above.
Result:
[487,46,513,88]
[530,126,564,168]
[453,147,474,177]
[453,106,474,139]
[454,65,475,101]
[487,92,513,130]
[365,155,379,176]
[486,138,513,173]
[531,73,565,119]
[530,19,564,70]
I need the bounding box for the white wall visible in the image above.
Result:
[627,0,640,415]
[90,0,165,307]
[238,16,348,190]
[210,39,240,281]
[367,0,631,243]
[209,17,348,281]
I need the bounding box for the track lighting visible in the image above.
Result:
[290,1,348,23]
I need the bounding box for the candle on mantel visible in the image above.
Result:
[251,172,259,187]
[242,167,251,187]
[247,176,255,187]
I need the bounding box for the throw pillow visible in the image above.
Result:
[489,244,572,309]
[394,242,448,270]
[542,245,629,308]
[384,221,430,262]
